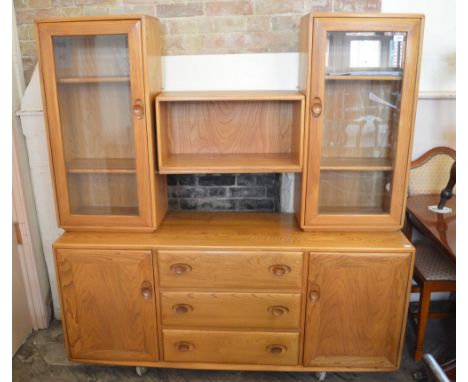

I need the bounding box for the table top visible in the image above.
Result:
[406,194,456,261]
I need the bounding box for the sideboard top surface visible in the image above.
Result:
[54,212,413,252]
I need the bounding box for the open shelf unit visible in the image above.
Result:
[155,91,305,174]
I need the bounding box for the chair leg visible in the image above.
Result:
[415,285,432,361]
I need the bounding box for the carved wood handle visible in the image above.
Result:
[132,99,144,119]
[309,283,321,303]
[172,304,193,315]
[170,263,192,275]
[268,305,289,317]
[266,344,287,355]
[141,281,153,300]
[311,97,322,118]
[175,341,194,352]
[269,264,291,277]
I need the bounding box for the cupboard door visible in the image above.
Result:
[37,20,153,229]
[304,16,423,229]
[304,252,412,369]
[55,249,158,362]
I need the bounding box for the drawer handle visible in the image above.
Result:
[268,305,289,317]
[269,264,291,277]
[309,283,321,303]
[266,344,287,355]
[140,281,153,300]
[170,263,192,275]
[175,341,194,352]
[172,304,193,315]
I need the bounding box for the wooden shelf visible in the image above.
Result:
[159,153,302,174]
[320,157,393,171]
[319,205,388,215]
[57,76,130,84]
[157,91,305,101]
[67,158,136,174]
[325,75,402,81]
[73,206,139,216]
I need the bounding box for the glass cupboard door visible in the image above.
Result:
[38,20,153,229]
[305,17,422,228]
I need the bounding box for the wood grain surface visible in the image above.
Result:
[163,329,300,365]
[55,249,158,362]
[160,291,302,329]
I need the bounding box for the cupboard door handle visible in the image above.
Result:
[266,344,287,355]
[309,284,321,303]
[268,305,289,317]
[172,304,193,315]
[311,97,322,118]
[175,341,194,352]
[170,263,192,275]
[269,264,291,277]
[141,281,153,300]
[132,99,145,119]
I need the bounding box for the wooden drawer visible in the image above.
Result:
[158,251,303,289]
[161,291,301,329]
[163,329,299,365]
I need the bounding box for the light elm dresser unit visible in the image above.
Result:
[36,12,424,377]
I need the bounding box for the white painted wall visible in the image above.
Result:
[382,0,456,158]
[382,0,456,94]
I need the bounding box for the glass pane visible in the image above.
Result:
[319,31,406,215]
[318,171,392,214]
[52,35,138,216]
[326,31,406,76]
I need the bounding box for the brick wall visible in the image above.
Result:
[14,0,381,82]
[168,173,281,212]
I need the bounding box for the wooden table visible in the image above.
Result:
[406,194,456,262]
[406,194,456,380]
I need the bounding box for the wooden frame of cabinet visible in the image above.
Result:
[53,211,415,371]
[155,91,305,174]
[35,12,423,376]
[36,15,167,232]
[297,13,424,231]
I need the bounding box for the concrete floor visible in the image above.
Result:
[13,313,455,382]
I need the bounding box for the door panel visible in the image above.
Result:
[37,20,152,229]
[304,17,423,229]
[303,252,412,369]
[55,249,158,362]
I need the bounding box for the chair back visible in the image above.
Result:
[409,147,455,196]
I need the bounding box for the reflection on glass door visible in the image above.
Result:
[53,35,139,216]
[319,31,407,214]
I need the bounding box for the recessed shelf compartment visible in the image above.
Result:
[318,170,392,215]
[67,173,139,216]
[156,91,305,174]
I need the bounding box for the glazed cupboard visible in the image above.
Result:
[36,12,424,375]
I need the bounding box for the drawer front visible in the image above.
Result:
[163,329,299,365]
[161,292,301,329]
[158,251,303,289]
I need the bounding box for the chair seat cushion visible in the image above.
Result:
[414,239,456,281]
